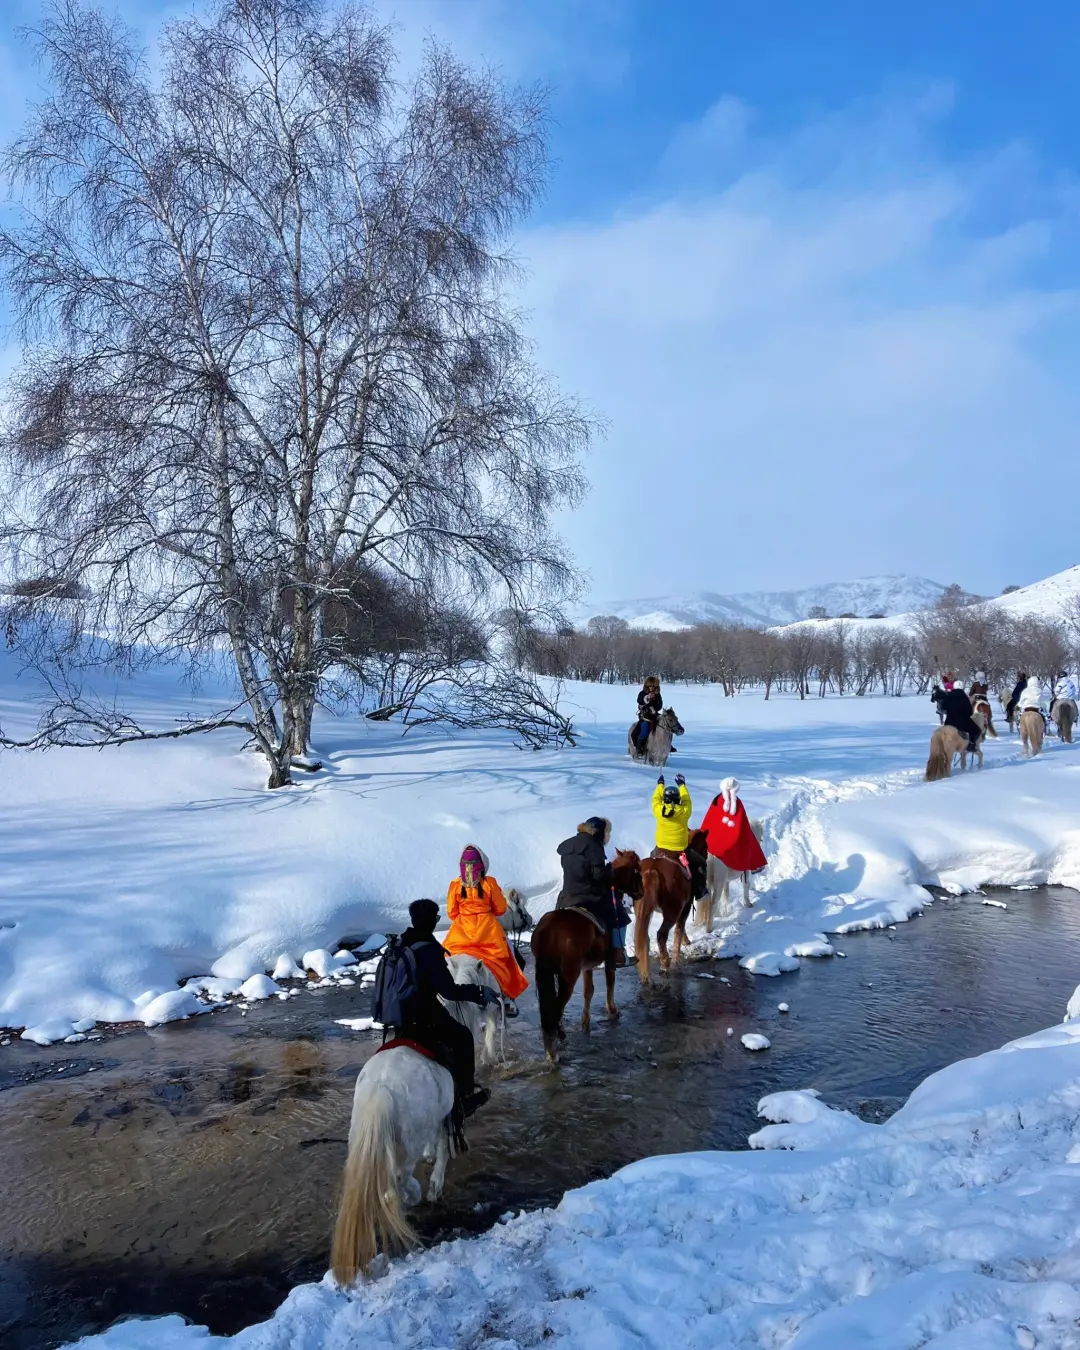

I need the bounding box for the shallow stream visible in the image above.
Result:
[3,886,1080,1349]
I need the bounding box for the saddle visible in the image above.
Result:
[377,1035,441,1062]
[564,904,607,935]
[650,846,691,879]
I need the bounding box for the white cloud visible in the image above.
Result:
[519,93,1080,599]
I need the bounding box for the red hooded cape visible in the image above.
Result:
[699,795,767,872]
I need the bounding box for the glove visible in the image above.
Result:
[675,773,685,786]
[481,987,501,1007]
[657,774,665,785]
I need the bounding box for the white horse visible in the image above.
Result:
[694,820,764,931]
[628,707,684,767]
[331,1046,455,1286]
[445,953,502,1066]
[443,887,531,1065]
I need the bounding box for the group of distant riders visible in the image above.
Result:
[375,676,762,1124]
[932,669,1077,756]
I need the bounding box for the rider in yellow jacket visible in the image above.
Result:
[652,777,692,851]
[651,775,707,898]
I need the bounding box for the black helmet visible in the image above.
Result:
[662,784,680,806]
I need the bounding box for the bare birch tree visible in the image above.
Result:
[0,0,589,785]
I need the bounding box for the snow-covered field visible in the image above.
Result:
[4,645,1080,1039]
[67,999,1080,1350]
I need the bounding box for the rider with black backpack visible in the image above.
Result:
[373,898,496,1117]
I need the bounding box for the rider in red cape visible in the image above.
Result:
[699,777,767,873]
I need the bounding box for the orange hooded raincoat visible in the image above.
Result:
[443,876,529,1000]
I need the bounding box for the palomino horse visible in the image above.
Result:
[1052,699,1077,744]
[628,707,684,767]
[694,819,765,931]
[531,850,644,1063]
[633,828,708,984]
[1020,708,1046,756]
[924,723,983,781]
[331,1045,455,1284]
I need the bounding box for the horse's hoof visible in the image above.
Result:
[607,1005,620,1019]
[581,1017,591,1034]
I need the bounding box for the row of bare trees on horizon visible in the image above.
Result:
[515,604,1080,699]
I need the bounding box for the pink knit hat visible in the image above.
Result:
[459,845,487,889]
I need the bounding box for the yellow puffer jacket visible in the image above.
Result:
[652,782,692,851]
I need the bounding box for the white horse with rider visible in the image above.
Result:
[331,1042,456,1285]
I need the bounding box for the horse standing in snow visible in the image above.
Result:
[1020,708,1046,757]
[531,850,643,1062]
[695,819,765,930]
[633,829,708,984]
[1052,698,1077,744]
[627,707,683,766]
[924,724,983,781]
[330,1044,455,1285]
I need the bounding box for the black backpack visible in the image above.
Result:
[371,935,424,1026]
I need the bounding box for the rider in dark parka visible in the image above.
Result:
[936,686,984,752]
[555,817,631,946]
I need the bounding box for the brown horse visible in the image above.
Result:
[1052,698,1077,744]
[969,685,997,737]
[531,850,644,1063]
[633,829,707,985]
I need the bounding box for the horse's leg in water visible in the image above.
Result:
[656,910,673,971]
[698,858,717,931]
[581,968,594,1033]
[557,963,581,1041]
[673,899,693,962]
[604,956,619,1018]
[742,871,753,908]
[426,1123,450,1202]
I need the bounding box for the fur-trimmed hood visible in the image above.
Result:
[577,816,612,845]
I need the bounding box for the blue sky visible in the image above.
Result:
[2,1,1079,604]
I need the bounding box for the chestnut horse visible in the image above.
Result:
[633,829,707,985]
[531,850,644,1063]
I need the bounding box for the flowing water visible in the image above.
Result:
[3,887,1080,1349]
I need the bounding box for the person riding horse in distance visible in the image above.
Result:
[635,676,664,756]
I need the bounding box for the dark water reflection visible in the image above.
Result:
[3,887,1080,1348]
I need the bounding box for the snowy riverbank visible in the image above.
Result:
[4,650,1080,1038]
[66,995,1080,1349]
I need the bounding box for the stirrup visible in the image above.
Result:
[462,1086,490,1117]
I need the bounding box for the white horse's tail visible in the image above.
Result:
[331,1083,413,1286]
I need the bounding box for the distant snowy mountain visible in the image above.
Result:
[582,575,948,631]
[770,564,1080,636]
